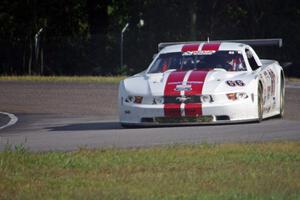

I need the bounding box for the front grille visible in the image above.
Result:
[141,115,231,124]
[154,116,214,123]
[141,118,154,123]
[164,96,201,104]
[216,115,230,121]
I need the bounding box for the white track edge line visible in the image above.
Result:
[0,112,18,130]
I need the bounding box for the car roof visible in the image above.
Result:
[159,42,248,54]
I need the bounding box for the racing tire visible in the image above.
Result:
[257,84,263,122]
[277,77,285,118]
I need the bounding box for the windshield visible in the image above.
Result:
[148,50,247,73]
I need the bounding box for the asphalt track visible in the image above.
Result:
[0,81,299,151]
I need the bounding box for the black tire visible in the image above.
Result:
[257,84,263,122]
[278,77,285,118]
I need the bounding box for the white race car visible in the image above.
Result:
[118,39,285,126]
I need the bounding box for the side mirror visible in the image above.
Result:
[281,62,292,69]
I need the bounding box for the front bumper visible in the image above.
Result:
[119,98,259,125]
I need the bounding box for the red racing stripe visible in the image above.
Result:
[202,43,221,51]
[184,71,208,116]
[163,43,221,118]
[184,43,220,116]
[164,71,186,117]
[181,43,200,52]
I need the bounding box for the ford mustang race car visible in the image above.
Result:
[118,39,285,126]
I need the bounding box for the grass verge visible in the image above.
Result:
[0,76,126,84]
[287,78,300,83]
[1,142,300,199]
[0,76,299,84]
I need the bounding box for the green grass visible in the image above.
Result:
[1,142,300,200]
[287,78,300,83]
[0,76,126,84]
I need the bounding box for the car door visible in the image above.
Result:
[245,47,277,115]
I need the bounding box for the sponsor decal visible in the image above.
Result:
[268,69,276,96]
[176,96,191,103]
[175,84,192,91]
[180,42,220,56]
[261,68,276,109]
[182,51,215,56]
[264,106,271,113]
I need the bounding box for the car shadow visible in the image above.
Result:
[46,118,278,132]
[46,121,123,131]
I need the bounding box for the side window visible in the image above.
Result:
[246,49,260,70]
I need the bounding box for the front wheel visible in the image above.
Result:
[257,84,263,122]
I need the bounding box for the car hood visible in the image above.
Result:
[122,69,256,96]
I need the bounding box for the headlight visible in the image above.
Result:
[124,96,143,104]
[152,96,164,104]
[236,92,248,100]
[125,96,134,103]
[200,95,213,103]
[226,92,248,101]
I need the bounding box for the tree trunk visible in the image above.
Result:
[189,1,197,40]
[41,47,44,75]
[28,39,32,75]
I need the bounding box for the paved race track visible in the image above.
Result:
[0,81,299,151]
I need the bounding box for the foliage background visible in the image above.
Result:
[0,0,299,76]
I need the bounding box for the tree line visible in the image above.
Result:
[0,0,299,76]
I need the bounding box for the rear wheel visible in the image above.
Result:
[257,84,263,122]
